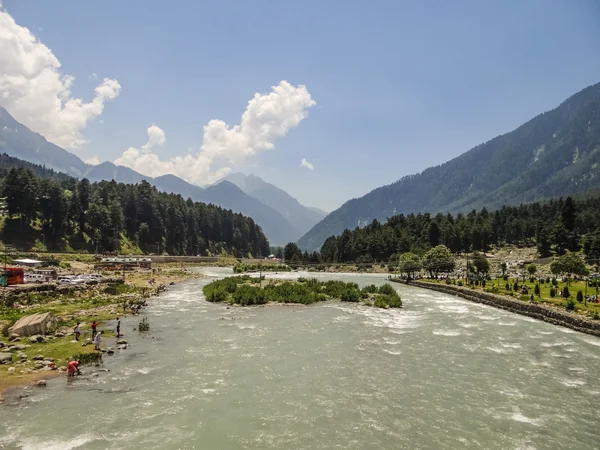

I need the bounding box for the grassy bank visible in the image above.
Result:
[0,264,202,398]
[202,276,402,308]
[419,277,600,318]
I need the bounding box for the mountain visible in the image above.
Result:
[83,161,148,184]
[0,106,89,176]
[298,81,600,250]
[201,181,300,245]
[307,206,328,216]
[222,173,327,233]
[0,106,299,245]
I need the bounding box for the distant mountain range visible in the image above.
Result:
[0,105,325,245]
[298,81,600,250]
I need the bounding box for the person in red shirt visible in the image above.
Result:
[67,360,80,377]
[91,321,97,338]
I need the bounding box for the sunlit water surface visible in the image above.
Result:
[1,268,599,449]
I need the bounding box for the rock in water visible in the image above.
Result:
[116,339,128,345]
[106,348,115,355]
[0,353,13,364]
[36,380,47,387]
[117,344,128,350]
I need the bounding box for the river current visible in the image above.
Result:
[1,269,600,449]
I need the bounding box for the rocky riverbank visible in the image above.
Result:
[0,267,203,399]
[406,280,600,337]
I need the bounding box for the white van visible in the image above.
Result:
[25,273,48,284]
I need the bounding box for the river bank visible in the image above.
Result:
[404,279,600,337]
[0,265,204,399]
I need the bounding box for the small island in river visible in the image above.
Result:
[203,276,402,308]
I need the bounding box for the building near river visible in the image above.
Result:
[94,257,152,271]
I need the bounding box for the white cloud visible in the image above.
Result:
[85,155,100,165]
[0,6,120,149]
[114,80,316,184]
[300,158,314,170]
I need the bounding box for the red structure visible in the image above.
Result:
[1,267,25,286]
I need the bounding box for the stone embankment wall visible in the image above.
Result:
[149,256,222,264]
[407,280,600,338]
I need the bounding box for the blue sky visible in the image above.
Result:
[2,0,600,211]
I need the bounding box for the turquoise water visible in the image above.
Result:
[1,269,599,449]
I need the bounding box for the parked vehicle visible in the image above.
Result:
[1,268,25,286]
[25,273,49,284]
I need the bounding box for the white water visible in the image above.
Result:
[1,269,600,449]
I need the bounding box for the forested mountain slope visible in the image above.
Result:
[0,155,270,256]
[299,82,600,250]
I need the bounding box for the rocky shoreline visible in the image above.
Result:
[406,280,600,337]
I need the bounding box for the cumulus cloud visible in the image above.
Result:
[85,155,100,165]
[300,158,314,170]
[0,6,120,149]
[114,81,316,184]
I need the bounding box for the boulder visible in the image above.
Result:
[7,345,16,351]
[45,357,54,362]
[14,345,26,351]
[54,332,65,338]
[0,341,6,348]
[9,312,56,337]
[7,367,15,373]
[33,355,44,361]
[9,334,20,342]
[28,336,39,344]
[106,348,115,355]
[117,344,128,350]
[18,353,27,360]
[116,339,128,345]
[0,353,12,364]
[36,380,47,387]
[70,340,78,344]
[34,362,44,369]
[41,360,52,366]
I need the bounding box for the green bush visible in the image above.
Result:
[563,286,570,298]
[577,290,584,303]
[550,288,556,298]
[534,284,540,297]
[565,298,576,311]
[457,280,463,287]
[552,278,558,286]
[362,284,379,294]
[340,288,360,302]
[593,311,599,320]
[374,293,402,309]
[378,284,396,295]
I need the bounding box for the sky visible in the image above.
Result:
[1,0,600,212]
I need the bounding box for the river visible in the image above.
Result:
[1,269,600,449]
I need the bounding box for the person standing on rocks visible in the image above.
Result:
[91,321,97,338]
[116,317,121,338]
[94,331,102,351]
[74,322,81,341]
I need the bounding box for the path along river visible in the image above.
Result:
[1,269,600,449]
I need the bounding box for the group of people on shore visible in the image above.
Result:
[71,317,122,351]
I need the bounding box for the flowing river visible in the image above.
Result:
[1,269,600,449]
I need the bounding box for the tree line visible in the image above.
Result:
[0,157,270,256]
[313,194,600,264]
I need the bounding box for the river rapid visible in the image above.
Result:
[1,269,600,449]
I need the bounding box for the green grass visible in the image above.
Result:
[437,277,600,316]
